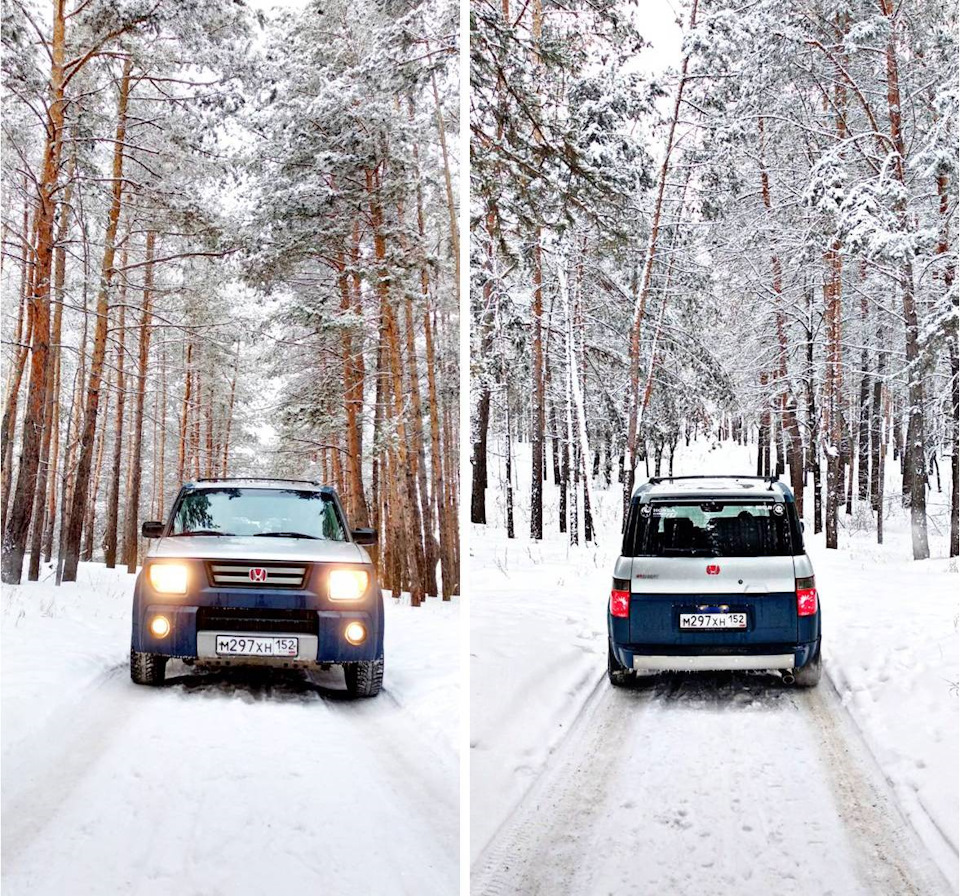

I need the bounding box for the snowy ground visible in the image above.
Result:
[470,438,958,893]
[2,563,459,896]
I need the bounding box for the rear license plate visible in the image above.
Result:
[215,635,299,657]
[679,613,747,630]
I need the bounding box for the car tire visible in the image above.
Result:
[792,647,822,688]
[607,641,634,688]
[130,648,167,686]
[344,657,383,697]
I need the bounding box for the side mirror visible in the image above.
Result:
[800,521,806,533]
[141,521,165,539]
[351,527,377,546]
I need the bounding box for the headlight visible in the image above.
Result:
[148,563,188,595]
[150,615,171,637]
[329,568,369,601]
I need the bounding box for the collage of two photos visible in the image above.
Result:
[1,0,958,894]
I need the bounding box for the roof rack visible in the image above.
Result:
[191,477,324,487]
[647,474,780,486]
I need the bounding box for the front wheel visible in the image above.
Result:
[607,641,634,688]
[792,647,822,688]
[130,648,167,686]
[344,657,383,697]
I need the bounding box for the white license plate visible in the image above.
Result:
[679,613,747,630]
[215,635,299,657]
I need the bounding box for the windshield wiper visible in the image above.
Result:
[252,531,321,540]
[175,529,233,537]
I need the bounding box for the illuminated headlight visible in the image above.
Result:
[150,615,171,638]
[148,563,188,595]
[344,622,367,645]
[329,568,369,601]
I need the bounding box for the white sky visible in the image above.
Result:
[632,0,685,77]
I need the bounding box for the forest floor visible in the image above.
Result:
[1,563,459,896]
[470,439,958,894]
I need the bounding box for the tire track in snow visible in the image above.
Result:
[804,678,952,896]
[471,669,614,895]
[473,671,952,896]
[1,663,137,864]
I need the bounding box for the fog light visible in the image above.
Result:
[344,622,366,645]
[150,615,171,638]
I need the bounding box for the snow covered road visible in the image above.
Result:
[471,439,957,894]
[472,670,952,896]
[1,565,459,896]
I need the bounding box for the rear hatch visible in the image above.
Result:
[626,498,799,646]
[629,556,798,646]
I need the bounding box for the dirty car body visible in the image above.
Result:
[608,475,821,687]
[131,479,383,697]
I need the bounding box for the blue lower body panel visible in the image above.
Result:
[609,590,821,673]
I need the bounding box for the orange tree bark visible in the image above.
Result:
[61,59,133,581]
[123,231,154,572]
[103,251,128,567]
[1,0,67,584]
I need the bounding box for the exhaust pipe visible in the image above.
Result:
[782,671,795,685]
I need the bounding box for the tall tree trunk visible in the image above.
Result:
[1,0,68,584]
[369,167,426,604]
[530,231,545,539]
[879,0,928,559]
[123,231,154,572]
[1,189,36,526]
[103,253,128,568]
[60,58,132,582]
[624,0,699,517]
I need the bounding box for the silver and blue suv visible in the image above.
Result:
[608,475,821,688]
[131,478,384,697]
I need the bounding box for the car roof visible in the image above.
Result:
[183,478,335,494]
[633,476,795,502]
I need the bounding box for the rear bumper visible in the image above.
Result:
[633,653,794,672]
[612,639,820,674]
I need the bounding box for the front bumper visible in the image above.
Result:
[135,604,382,663]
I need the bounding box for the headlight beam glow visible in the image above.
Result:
[329,568,369,601]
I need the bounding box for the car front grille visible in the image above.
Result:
[195,607,318,635]
[207,561,308,589]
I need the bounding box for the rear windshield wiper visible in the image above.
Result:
[174,529,234,537]
[252,531,321,540]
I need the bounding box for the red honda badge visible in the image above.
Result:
[706,564,720,576]
[249,567,267,583]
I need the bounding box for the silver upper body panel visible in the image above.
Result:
[634,478,792,502]
[148,535,371,565]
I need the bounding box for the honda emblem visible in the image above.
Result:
[706,564,720,576]
[249,567,268,583]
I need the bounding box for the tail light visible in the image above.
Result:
[610,579,630,618]
[796,576,818,616]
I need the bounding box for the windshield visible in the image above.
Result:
[629,501,794,557]
[170,488,347,540]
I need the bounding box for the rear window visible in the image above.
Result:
[624,500,796,557]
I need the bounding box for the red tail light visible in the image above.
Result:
[610,589,630,618]
[796,576,818,616]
